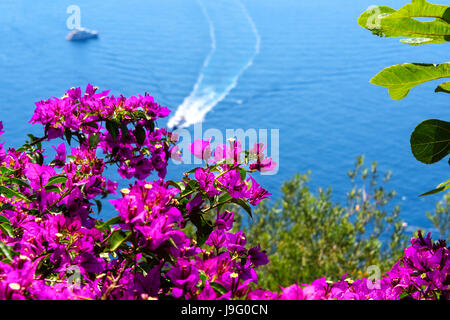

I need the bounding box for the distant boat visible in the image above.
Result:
[66,27,99,41]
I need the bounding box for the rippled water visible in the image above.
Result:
[0,0,449,232]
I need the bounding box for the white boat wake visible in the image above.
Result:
[167,0,261,129]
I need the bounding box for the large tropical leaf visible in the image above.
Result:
[370,63,450,100]
[435,81,450,93]
[394,0,450,23]
[358,0,450,45]
[410,119,450,164]
[419,178,450,196]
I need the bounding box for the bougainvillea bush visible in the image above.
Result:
[0,85,448,300]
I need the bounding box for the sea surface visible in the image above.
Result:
[0,0,449,234]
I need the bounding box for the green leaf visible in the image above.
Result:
[96,216,123,228]
[120,122,129,138]
[399,290,411,300]
[230,198,252,218]
[0,185,31,202]
[198,270,208,285]
[167,180,185,192]
[238,167,247,181]
[108,229,131,251]
[15,145,29,153]
[167,237,178,249]
[0,223,14,238]
[210,282,228,296]
[420,185,449,196]
[132,110,146,119]
[105,119,120,141]
[45,175,68,187]
[371,63,450,100]
[395,0,450,23]
[133,126,146,145]
[64,128,72,145]
[358,1,450,42]
[218,192,232,203]
[215,192,233,211]
[179,180,192,194]
[102,216,123,226]
[435,81,450,94]
[147,121,155,133]
[27,134,42,150]
[0,203,13,212]
[83,122,99,130]
[0,242,16,262]
[410,119,450,164]
[6,177,30,189]
[44,185,61,193]
[0,215,10,224]
[0,167,15,176]
[419,178,450,196]
[95,199,102,215]
[32,152,44,165]
[186,180,199,192]
[95,216,123,233]
[189,213,213,247]
[89,133,101,148]
[186,167,199,175]
[0,215,14,238]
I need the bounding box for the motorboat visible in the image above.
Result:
[66,27,99,41]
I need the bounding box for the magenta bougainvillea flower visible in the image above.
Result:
[190,139,212,161]
[0,85,447,301]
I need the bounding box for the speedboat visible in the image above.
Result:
[66,27,99,41]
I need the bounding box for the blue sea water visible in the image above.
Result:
[0,0,449,234]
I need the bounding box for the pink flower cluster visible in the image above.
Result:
[0,85,448,300]
[30,84,172,179]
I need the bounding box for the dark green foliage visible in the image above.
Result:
[426,192,450,241]
[239,156,409,290]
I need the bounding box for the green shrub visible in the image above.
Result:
[239,156,409,291]
[426,192,450,242]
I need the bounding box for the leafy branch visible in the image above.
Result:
[358,0,450,196]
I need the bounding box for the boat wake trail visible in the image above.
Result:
[167,0,261,129]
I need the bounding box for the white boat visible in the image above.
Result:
[66,27,99,41]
